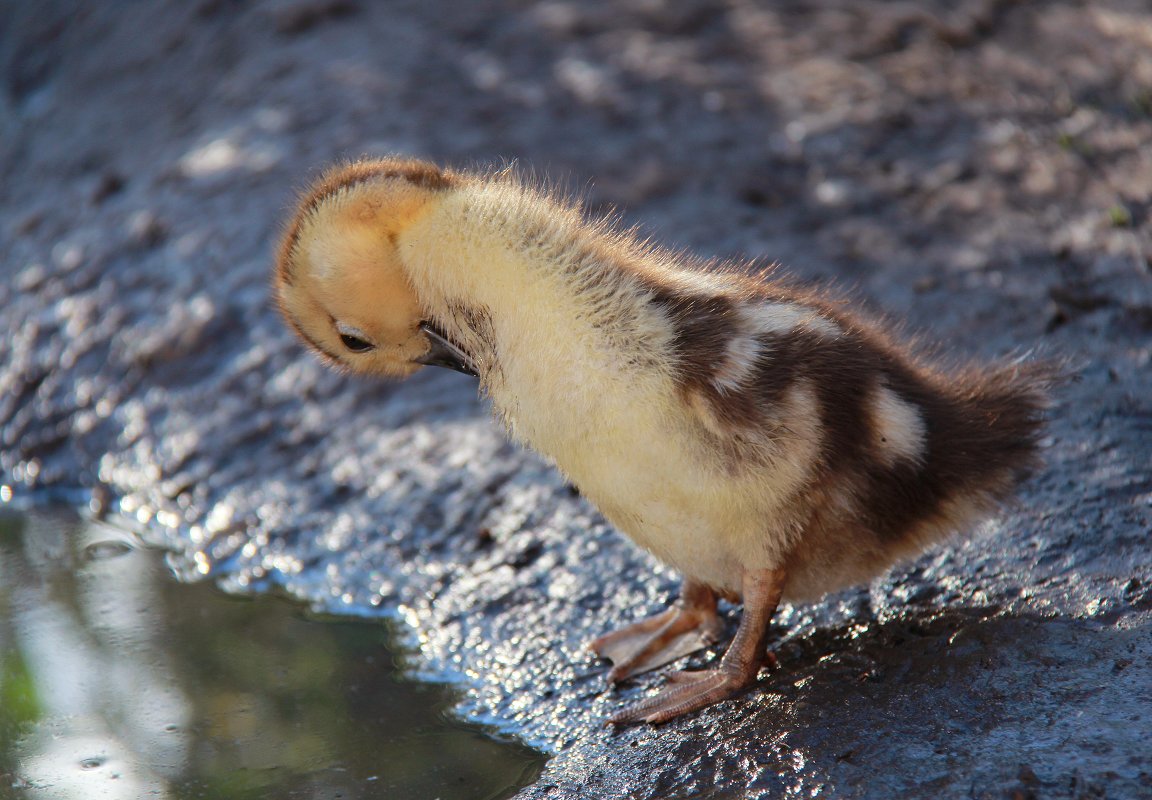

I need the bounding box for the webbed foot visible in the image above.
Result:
[590,580,722,682]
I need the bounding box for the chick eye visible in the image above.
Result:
[333,321,375,353]
[339,333,375,353]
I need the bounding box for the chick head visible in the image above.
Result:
[274,159,461,378]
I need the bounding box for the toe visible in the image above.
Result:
[608,668,752,725]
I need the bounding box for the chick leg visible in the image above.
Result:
[609,566,786,726]
[590,580,724,682]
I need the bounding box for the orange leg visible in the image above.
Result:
[590,579,724,682]
[608,566,786,725]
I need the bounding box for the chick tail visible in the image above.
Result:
[945,355,1063,493]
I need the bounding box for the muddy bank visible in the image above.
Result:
[2,1,1151,797]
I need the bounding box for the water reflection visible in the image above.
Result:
[0,509,543,799]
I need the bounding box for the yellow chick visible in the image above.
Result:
[274,157,1049,725]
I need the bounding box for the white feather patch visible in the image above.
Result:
[740,301,841,339]
[871,385,927,466]
[712,334,762,393]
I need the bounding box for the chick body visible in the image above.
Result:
[276,158,1049,723]
[398,184,799,595]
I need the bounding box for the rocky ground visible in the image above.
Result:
[2,1,1151,797]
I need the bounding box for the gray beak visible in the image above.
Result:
[415,322,478,377]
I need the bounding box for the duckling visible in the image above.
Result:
[274,157,1050,725]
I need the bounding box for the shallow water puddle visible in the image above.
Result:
[0,508,544,799]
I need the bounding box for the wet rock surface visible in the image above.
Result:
[2,1,1151,797]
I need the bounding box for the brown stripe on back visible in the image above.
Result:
[642,271,1048,545]
[725,285,1049,546]
[791,331,875,466]
[637,275,860,437]
[277,158,461,286]
[643,283,738,381]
